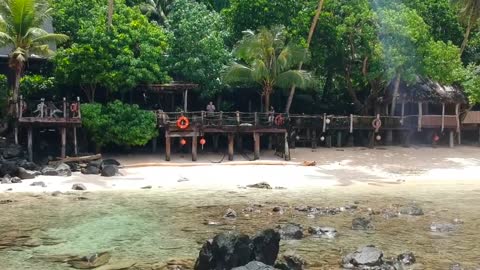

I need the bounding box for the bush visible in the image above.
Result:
[0,75,8,118]
[19,75,57,99]
[82,101,158,149]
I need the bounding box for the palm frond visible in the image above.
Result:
[275,70,313,89]
[0,31,14,47]
[277,45,308,71]
[223,63,255,84]
[31,33,68,44]
[29,43,54,57]
[10,0,36,36]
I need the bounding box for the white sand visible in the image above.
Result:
[2,146,480,193]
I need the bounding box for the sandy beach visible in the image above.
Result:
[2,146,480,193]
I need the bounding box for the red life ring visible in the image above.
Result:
[372,118,382,130]
[176,116,190,129]
[70,102,79,113]
[274,114,285,126]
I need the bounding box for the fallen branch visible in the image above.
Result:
[49,154,102,165]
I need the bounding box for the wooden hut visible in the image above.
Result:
[387,77,467,147]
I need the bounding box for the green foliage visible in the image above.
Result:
[168,0,231,98]
[461,64,480,104]
[53,0,171,102]
[0,75,8,118]
[52,0,101,42]
[19,75,57,99]
[81,101,158,147]
[422,40,464,84]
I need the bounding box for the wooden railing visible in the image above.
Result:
[18,96,81,120]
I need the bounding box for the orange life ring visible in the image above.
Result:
[372,118,382,130]
[274,114,285,126]
[70,102,79,113]
[177,116,190,129]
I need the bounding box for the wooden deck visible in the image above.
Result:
[18,117,82,127]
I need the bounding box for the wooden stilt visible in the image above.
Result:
[213,135,219,152]
[152,136,157,153]
[449,130,454,148]
[253,132,260,160]
[192,131,198,162]
[347,133,354,147]
[236,134,243,151]
[368,131,375,149]
[326,135,332,148]
[337,131,342,148]
[73,128,78,156]
[165,133,171,161]
[14,125,18,145]
[386,130,393,145]
[284,132,290,161]
[27,128,33,162]
[228,134,234,161]
[268,135,273,150]
[311,129,317,150]
[291,130,296,149]
[61,127,66,158]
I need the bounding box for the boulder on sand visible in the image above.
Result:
[82,165,100,175]
[342,246,383,269]
[42,163,72,177]
[72,184,87,191]
[100,165,118,177]
[17,167,40,179]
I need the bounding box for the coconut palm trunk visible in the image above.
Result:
[285,0,324,114]
[108,0,114,27]
[461,9,474,56]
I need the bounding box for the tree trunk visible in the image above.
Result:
[12,68,22,117]
[390,73,401,116]
[264,92,271,112]
[107,0,114,27]
[285,0,324,114]
[460,13,473,56]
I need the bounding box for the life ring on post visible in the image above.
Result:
[372,118,382,131]
[70,102,79,113]
[176,116,190,130]
[274,114,285,126]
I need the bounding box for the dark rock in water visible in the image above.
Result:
[450,263,464,270]
[430,222,457,233]
[194,231,253,270]
[51,191,62,197]
[294,205,310,212]
[399,204,424,216]
[277,224,303,240]
[101,159,121,167]
[352,217,374,230]
[232,261,278,270]
[17,167,39,179]
[0,161,18,177]
[397,251,416,265]
[252,229,280,266]
[272,206,283,213]
[275,252,307,270]
[224,208,238,219]
[0,199,14,204]
[72,184,87,191]
[67,252,111,269]
[247,182,272,189]
[2,144,24,159]
[308,226,337,238]
[342,245,383,268]
[42,163,72,177]
[81,165,100,175]
[30,181,47,188]
[100,165,118,177]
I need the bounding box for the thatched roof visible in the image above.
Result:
[140,82,199,93]
[389,77,467,104]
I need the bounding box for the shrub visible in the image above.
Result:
[81,101,158,149]
[19,75,57,99]
[0,75,8,118]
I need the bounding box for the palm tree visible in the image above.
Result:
[223,26,312,111]
[455,0,480,56]
[139,0,172,26]
[0,0,68,116]
[285,0,324,114]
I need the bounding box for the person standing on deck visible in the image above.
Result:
[206,101,216,125]
[268,106,275,125]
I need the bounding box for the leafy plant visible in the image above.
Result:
[82,101,158,148]
[0,75,9,118]
[19,75,57,99]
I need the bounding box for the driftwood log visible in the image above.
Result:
[49,154,102,165]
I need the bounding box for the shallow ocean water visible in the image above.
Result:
[1,181,480,269]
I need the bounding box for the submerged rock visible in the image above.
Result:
[67,252,111,269]
[430,222,458,233]
[101,165,118,177]
[308,226,337,238]
[275,252,307,270]
[352,217,374,230]
[72,184,87,191]
[277,224,303,240]
[399,204,424,216]
[252,229,280,265]
[397,251,416,265]
[224,208,238,219]
[342,245,383,269]
[247,182,272,189]
[232,261,278,270]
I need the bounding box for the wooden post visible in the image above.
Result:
[326,135,332,148]
[418,102,423,132]
[236,111,240,125]
[253,132,260,160]
[350,114,354,133]
[219,111,223,126]
[368,131,375,149]
[19,95,23,118]
[337,131,342,148]
[401,101,405,125]
[184,90,188,112]
[311,129,317,150]
[27,127,33,162]
[322,113,327,132]
[455,103,461,145]
[228,134,234,161]
[213,135,219,152]
[152,136,157,153]
[63,97,67,118]
[40,98,45,118]
[73,128,78,156]
[61,127,66,158]
[441,103,445,133]
[77,97,81,118]
[165,132,171,161]
[192,131,198,161]
[254,112,258,126]
[449,130,454,148]
[14,125,18,145]
[284,132,290,161]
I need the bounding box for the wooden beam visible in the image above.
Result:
[73,127,78,156]
[27,127,33,162]
[192,131,198,162]
[455,104,461,145]
[61,127,66,158]
[165,133,171,161]
[253,132,260,160]
[14,125,18,145]
[418,102,423,132]
[228,134,234,161]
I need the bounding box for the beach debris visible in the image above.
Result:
[203,220,221,226]
[178,177,189,182]
[51,154,102,165]
[275,251,307,270]
[301,161,316,167]
[430,222,458,233]
[224,208,237,219]
[450,263,464,270]
[399,204,424,216]
[274,186,286,190]
[342,245,383,269]
[352,217,374,231]
[67,252,111,269]
[101,165,118,177]
[42,163,72,177]
[141,185,152,189]
[0,199,14,204]
[277,223,303,240]
[72,184,87,191]
[30,181,47,188]
[308,226,337,238]
[397,252,416,265]
[247,182,272,189]
[272,206,283,214]
[17,167,40,179]
[51,191,62,196]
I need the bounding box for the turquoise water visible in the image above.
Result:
[1,183,480,269]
